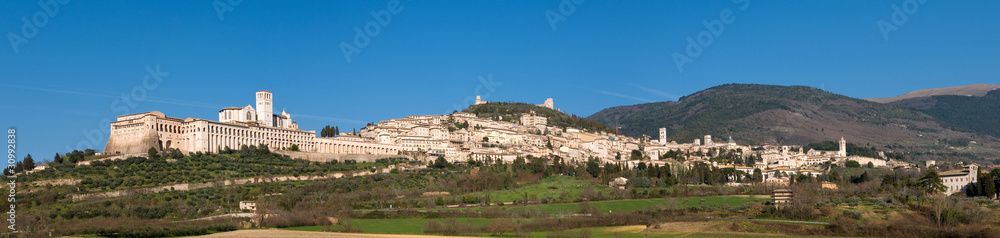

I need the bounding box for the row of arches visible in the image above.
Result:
[157,123,182,134]
[207,124,314,152]
[315,141,397,155]
[145,120,403,155]
[212,134,270,152]
[209,125,311,144]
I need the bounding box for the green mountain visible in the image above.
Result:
[463,102,615,134]
[890,89,1000,139]
[586,84,999,161]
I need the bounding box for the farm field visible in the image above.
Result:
[503,195,769,214]
[280,195,777,237]
[274,220,840,238]
[283,218,493,234]
[459,176,611,203]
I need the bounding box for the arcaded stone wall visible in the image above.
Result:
[274,150,425,163]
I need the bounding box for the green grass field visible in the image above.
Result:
[283,218,493,234]
[506,195,769,215]
[462,175,611,203]
[281,176,775,237]
[284,195,772,237]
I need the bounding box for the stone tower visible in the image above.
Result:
[256,90,273,127]
[837,137,847,157]
[659,128,667,145]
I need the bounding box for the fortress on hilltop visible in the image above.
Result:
[474,95,558,111]
[104,90,399,155]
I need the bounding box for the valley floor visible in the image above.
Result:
[196,229,479,238]
[196,221,843,238]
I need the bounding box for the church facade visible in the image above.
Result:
[104,90,399,155]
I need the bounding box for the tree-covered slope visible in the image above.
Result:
[892,89,1000,138]
[586,84,999,161]
[464,102,614,133]
[26,146,410,193]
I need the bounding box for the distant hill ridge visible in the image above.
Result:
[866,84,1000,103]
[888,88,1000,139]
[586,83,999,162]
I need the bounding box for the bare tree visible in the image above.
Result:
[487,218,515,237]
[254,201,269,228]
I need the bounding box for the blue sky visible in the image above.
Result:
[2,0,998,165]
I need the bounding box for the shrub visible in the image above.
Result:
[842,210,863,220]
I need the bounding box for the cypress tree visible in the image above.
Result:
[22,154,35,171]
[985,175,997,199]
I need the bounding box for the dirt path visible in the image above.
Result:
[191,213,255,221]
[647,221,730,234]
[76,154,136,166]
[646,221,811,237]
[30,179,80,186]
[192,229,477,238]
[605,225,647,233]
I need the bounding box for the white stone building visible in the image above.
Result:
[469,151,518,163]
[240,201,257,211]
[520,114,548,127]
[105,90,398,155]
[941,164,978,195]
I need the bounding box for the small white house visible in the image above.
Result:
[608,177,628,189]
[240,201,257,211]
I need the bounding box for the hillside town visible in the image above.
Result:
[357,98,936,188]
[97,91,979,197]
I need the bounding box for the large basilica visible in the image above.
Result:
[217,90,295,129]
[104,90,399,155]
